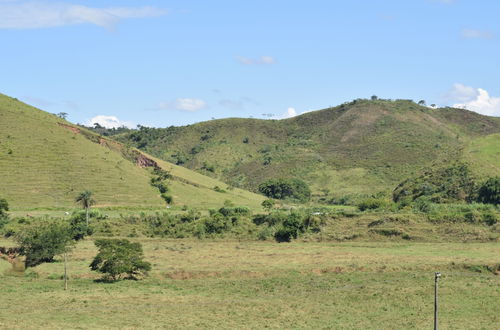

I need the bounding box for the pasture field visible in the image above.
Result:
[1,239,498,329]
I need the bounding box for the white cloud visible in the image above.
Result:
[236,56,276,65]
[278,107,297,119]
[449,83,500,117]
[461,29,494,39]
[0,1,167,29]
[159,98,207,112]
[86,115,134,128]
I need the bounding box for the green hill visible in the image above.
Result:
[0,94,264,210]
[116,99,500,197]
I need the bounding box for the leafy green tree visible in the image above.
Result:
[90,239,151,281]
[15,222,74,268]
[477,177,500,205]
[75,190,96,226]
[258,178,311,202]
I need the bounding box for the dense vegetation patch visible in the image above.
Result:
[258,178,311,202]
[393,163,477,204]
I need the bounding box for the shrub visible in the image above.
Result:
[213,186,226,193]
[69,212,93,241]
[258,178,311,202]
[90,239,151,281]
[218,206,251,217]
[0,198,8,218]
[477,177,500,205]
[393,163,477,203]
[201,213,231,235]
[261,199,275,211]
[357,198,388,211]
[161,194,173,204]
[274,213,304,242]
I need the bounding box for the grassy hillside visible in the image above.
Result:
[117,99,500,197]
[0,94,264,210]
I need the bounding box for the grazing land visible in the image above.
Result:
[0,239,498,329]
[0,94,264,210]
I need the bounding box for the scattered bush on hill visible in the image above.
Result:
[477,176,500,205]
[258,178,311,202]
[393,163,477,204]
[0,198,9,229]
[90,239,151,281]
[357,198,390,211]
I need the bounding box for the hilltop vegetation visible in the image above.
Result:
[0,94,264,210]
[116,99,500,199]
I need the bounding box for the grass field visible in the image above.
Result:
[1,239,498,329]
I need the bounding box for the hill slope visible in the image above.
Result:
[0,94,264,210]
[117,99,500,197]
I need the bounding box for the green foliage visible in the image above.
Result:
[274,213,305,242]
[477,176,500,205]
[0,197,8,217]
[261,199,275,211]
[15,221,73,268]
[69,211,94,240]
[425,203,498,226]
[213,186,226,193]
[90,239,151,281]
[393,163,477,204]
[357,198,389,211]
[161,194,173,204]
[258,178,311,202]
[75,190,95,209]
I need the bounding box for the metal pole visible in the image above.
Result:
[64,252,68,291]
[434,272,441,330]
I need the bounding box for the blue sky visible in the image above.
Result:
[1,0,499,127]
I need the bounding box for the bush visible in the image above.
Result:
[274,213,304,242]
[161,194,173,204]
[15,221,73,268]
[90,239,151,281]
[218,206,251,217]
[0,198,8,218]
[393,163,477,203]
[258,178,311,202]
[477,177,500,205]
[357,198,388,211]
[69,212,93,240]
[201,213,231,235]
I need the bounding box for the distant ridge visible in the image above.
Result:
[117,99,500,196]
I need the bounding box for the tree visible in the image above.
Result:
[75,190,95,226]
[258,178,311,202]
[477,177,500,205]
[418,100,426,106]
[90,239,151,281]
[15,222,74,268]
[371,95,378,101]
[57,112,68,120]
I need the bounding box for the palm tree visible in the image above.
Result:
[75,190,95,226]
